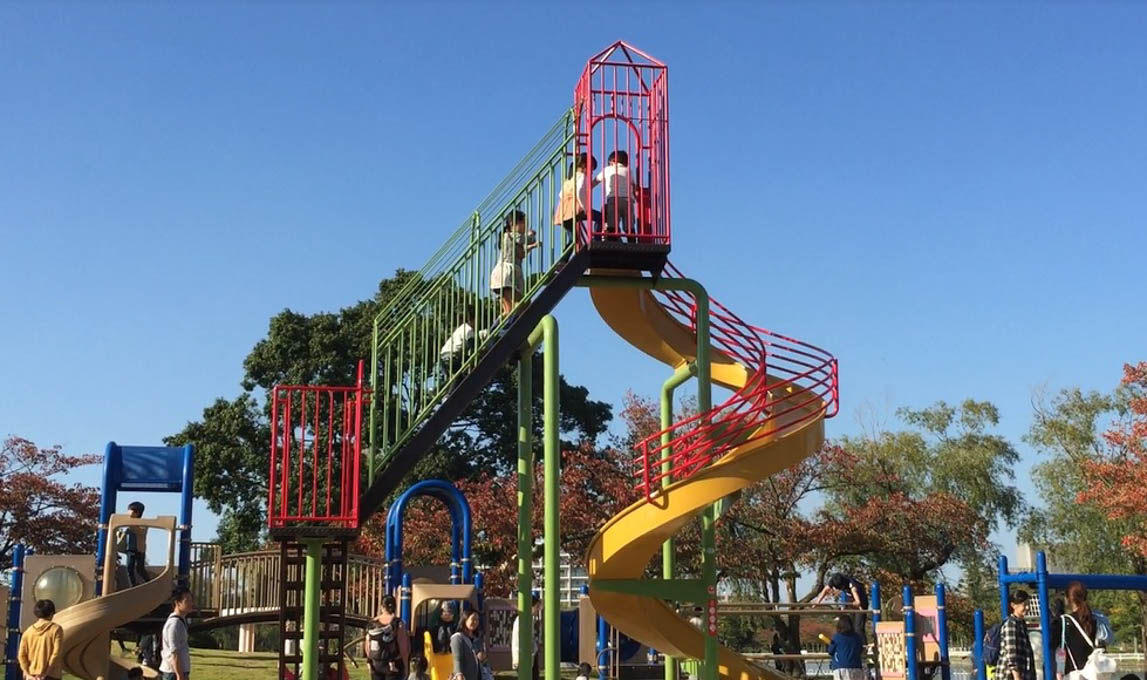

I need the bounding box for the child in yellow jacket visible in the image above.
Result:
[19,599,63,680]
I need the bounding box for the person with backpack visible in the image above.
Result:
[159,586,194,680]
[999,589,1037,680]
[1050,581,1113,680]
[366,595,411,680]
[137,630,161,670]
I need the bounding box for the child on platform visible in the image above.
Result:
[596,150,637,236]
[490,210,538,318]
[828,616,865,680]
[118,501,150,587]
[553,154,601,251]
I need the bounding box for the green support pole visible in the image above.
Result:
[302,539,323,680]
[701,507,718,680]
[524,316,560,680]
[517,348,534,680]
[662,362,695,680]
[369,321,378,484]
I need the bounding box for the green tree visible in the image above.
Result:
[167,271,611,551]
[1022,369,1147,650]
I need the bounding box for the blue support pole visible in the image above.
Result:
[4,545,26,680]
[936,583,951,680]
[1037,552,1054,680]
[871,581,882,680]
[998,555,1010,620]
[597,613,609,680]
[400,572,413,628]
[904,585,918,680]
[973,610,986,680]
[177,444,194,587]
[95,442,121,596]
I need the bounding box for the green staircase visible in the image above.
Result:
[362,112,578,508]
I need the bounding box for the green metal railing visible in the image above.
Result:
[369,111,577,480]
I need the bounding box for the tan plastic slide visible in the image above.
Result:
[54,514,177,680]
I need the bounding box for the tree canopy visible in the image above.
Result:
[0,436,101,569]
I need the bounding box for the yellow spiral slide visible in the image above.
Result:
[586,276,835,680]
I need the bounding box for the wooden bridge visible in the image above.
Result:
[186,543,388,631]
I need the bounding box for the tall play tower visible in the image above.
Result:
[267,41,838,680]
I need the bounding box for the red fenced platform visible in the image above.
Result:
[573,41,671,249]
[268,362,368,533]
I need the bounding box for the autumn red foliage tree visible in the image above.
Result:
[1079,362,1147,555]
[0,436,101,569]
[357,443,640,596]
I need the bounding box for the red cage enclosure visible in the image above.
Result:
[267,361,367,533]
[573,41,670,248]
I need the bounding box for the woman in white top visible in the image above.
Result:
[595,150,638,236]
[489,210,538,317]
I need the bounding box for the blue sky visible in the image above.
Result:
[3,3,1145,567]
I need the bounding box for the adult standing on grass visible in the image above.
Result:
[1000,589,1037,680]
[159,586,194,680]
[450,611,482,680]
[366,595,411,680]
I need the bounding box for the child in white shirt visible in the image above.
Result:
[596,150,637,236]
[439,307,489,377]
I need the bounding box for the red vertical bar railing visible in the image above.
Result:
[266,360,369,531]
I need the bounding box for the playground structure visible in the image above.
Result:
[262,40,839,680]
[5,443,194,680]
[971,551,1147,680]
[5,41,842,680]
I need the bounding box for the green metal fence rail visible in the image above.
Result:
[369,111,576,481]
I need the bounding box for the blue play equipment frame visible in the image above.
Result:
[95,442,195,594]
[384,479,474,626]
[972,550,1147,680]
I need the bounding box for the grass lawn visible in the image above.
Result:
[66,647,562,680]
[63,646,374,680]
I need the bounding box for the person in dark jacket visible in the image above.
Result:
[434,601,457,654]
[814,573,870,641]
[1051,581,1105,680]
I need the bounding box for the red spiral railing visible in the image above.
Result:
[633,262,839,500]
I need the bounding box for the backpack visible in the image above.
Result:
[137,632,160,669]
[368,620,401,667]
[983,621,1004,667]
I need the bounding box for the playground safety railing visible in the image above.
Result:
[633,262,839,499]
[268,362,368,530]
[186,544,388,623]
[573,41,671,246]
[371,111,579,469]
